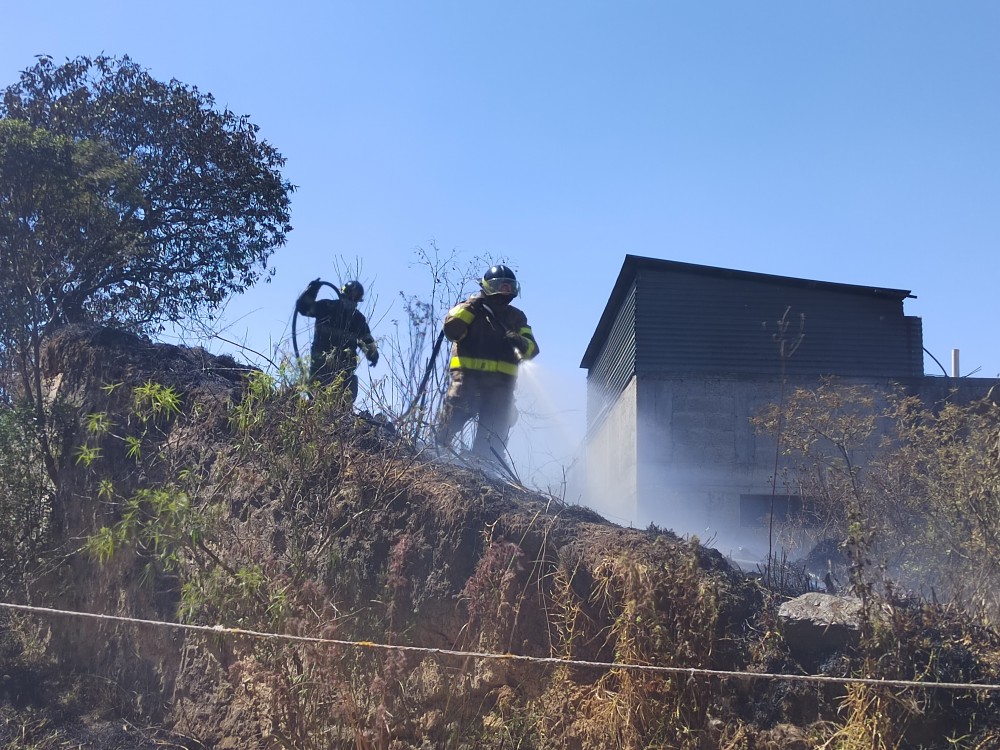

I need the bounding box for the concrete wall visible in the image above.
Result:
[628,373,999,557]
[634,374,784,548]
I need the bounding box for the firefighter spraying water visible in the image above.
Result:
[434,264,539,463]
[290,264,551,487]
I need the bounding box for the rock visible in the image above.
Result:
[778,592,863,662]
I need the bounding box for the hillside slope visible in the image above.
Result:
[2,324,1000,749]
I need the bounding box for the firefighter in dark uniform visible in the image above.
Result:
[296,278,378,403]
[435,265,539,458]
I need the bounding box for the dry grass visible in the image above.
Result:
[13,340,1000,748]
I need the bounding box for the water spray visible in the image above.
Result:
[509,361,586,497]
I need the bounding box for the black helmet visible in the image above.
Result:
[341,280,364,302]
[480,265,519,297]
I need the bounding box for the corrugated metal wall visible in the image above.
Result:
[586,282,637,429]
[634,269,924,378]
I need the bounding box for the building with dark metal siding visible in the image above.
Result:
[580,255,995,555]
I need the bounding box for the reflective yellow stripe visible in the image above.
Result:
[518,327,537,358]
[450,356,518,376]
[449,306,475,324]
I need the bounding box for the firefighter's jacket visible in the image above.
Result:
[443,293,538,377]
[296,289,377,369]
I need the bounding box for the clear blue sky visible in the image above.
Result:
[4,2,999,490]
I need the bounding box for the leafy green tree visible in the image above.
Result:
[0,54,293,336]
[0,118,140,367]
[0,54,293,480]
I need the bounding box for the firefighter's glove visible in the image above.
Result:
[368,350,379,367]
[306,277,323,294]
[505,330,529,353]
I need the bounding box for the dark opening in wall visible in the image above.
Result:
[740,494,815,528]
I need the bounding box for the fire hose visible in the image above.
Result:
[291,279,339,363]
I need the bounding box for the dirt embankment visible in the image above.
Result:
[2,324,999,749]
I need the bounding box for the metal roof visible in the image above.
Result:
[580,255,915,369]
